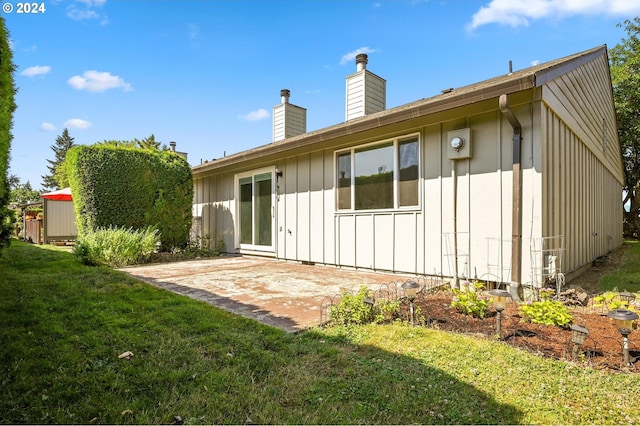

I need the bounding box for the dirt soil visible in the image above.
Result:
[404,245,639,373]
[569,243,628,294]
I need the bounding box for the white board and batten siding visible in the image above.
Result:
[540,51,623,276]
[194,99,538,279]
[192,172,235,253]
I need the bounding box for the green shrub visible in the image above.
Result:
[66,144,192,251]
[329,286,404,326]
[329,286,376,326]
[181,234,225,258]
[451,281,489,318]
[592,290,638,312]
[74,226,159,267]
[519,300,572,327]
[374,299,402,324]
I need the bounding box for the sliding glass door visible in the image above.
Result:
[237,168,274,251]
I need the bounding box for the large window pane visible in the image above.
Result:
[337,152,351,210]
[399,138,419,206]
[239,177,252,244]
[354,142,393,210]
[254,173,272,246]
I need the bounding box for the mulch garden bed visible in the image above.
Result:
[401,290,640,373]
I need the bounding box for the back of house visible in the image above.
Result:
[192,45,623,295]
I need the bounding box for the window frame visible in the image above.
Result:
[334,133,421,213]
[234,166,276,252]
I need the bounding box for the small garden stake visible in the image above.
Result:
[607,309,638,366]
[402,280,420,326]
[489,289,511,339]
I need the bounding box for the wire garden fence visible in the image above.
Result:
[320,278,640,373]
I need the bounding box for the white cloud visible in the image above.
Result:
[67,0,108,24]
[64,118,92,129]
[240,109,269,121]
[68,8,99,20]
[21,65,51,77]
[75,0,107,6]
[340,47,377,66]
[68,70,132,93]
[531,59,540,66]
[40,122,56,132]
[467,0,640,31]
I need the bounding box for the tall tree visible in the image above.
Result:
[610,17,640,237]
[42,128,75,190]
[0,16,17,253]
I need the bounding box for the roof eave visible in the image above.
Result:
[193,74,535,175]
[193,45,607,176]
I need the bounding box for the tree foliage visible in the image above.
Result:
[96,134,166,151]
[610,17,640,237]
[0,16,17,254]
[42,128,75,191]
[9,180,41,205]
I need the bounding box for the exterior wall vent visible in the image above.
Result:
[273,89,307,142]
[345,54,386,121]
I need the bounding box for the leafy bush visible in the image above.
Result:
[539,287,555,301]
[519,300,573,327]
[329,286,376,326]
[374,299,402,324]
[592,290,638,312]
[451,281,489,318]
[74,226,159,267]
[329,286,402,326]
[180,234,225,258]
[66,144,192,251]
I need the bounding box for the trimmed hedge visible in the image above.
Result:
[0,16,17,254]
[66,145,193,251]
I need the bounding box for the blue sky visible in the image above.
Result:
[5,0,640,189]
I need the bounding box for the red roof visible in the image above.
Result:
[41,187,72,201]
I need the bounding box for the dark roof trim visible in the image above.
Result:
[534,45,606,86]
[194,45,607,175]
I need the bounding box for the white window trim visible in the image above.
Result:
[334,133,421,213]
[234,166,276,252]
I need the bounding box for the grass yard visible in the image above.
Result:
[598,240,640,292]
[1,240,640,424]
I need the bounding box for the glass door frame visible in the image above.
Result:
[234,166,276,252]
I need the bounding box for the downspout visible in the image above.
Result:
[499,94,523,302]
[452,162,459,289]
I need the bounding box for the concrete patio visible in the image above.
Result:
[120,256,410,332]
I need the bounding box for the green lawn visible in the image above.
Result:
[599,240,640,292]
[1,240,639,424]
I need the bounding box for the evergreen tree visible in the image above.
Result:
[0,16,17,253]
[42,128,75,190]
[137,134,162,150]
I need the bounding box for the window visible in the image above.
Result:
[336,135,420,211]
[337,152,351,210]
